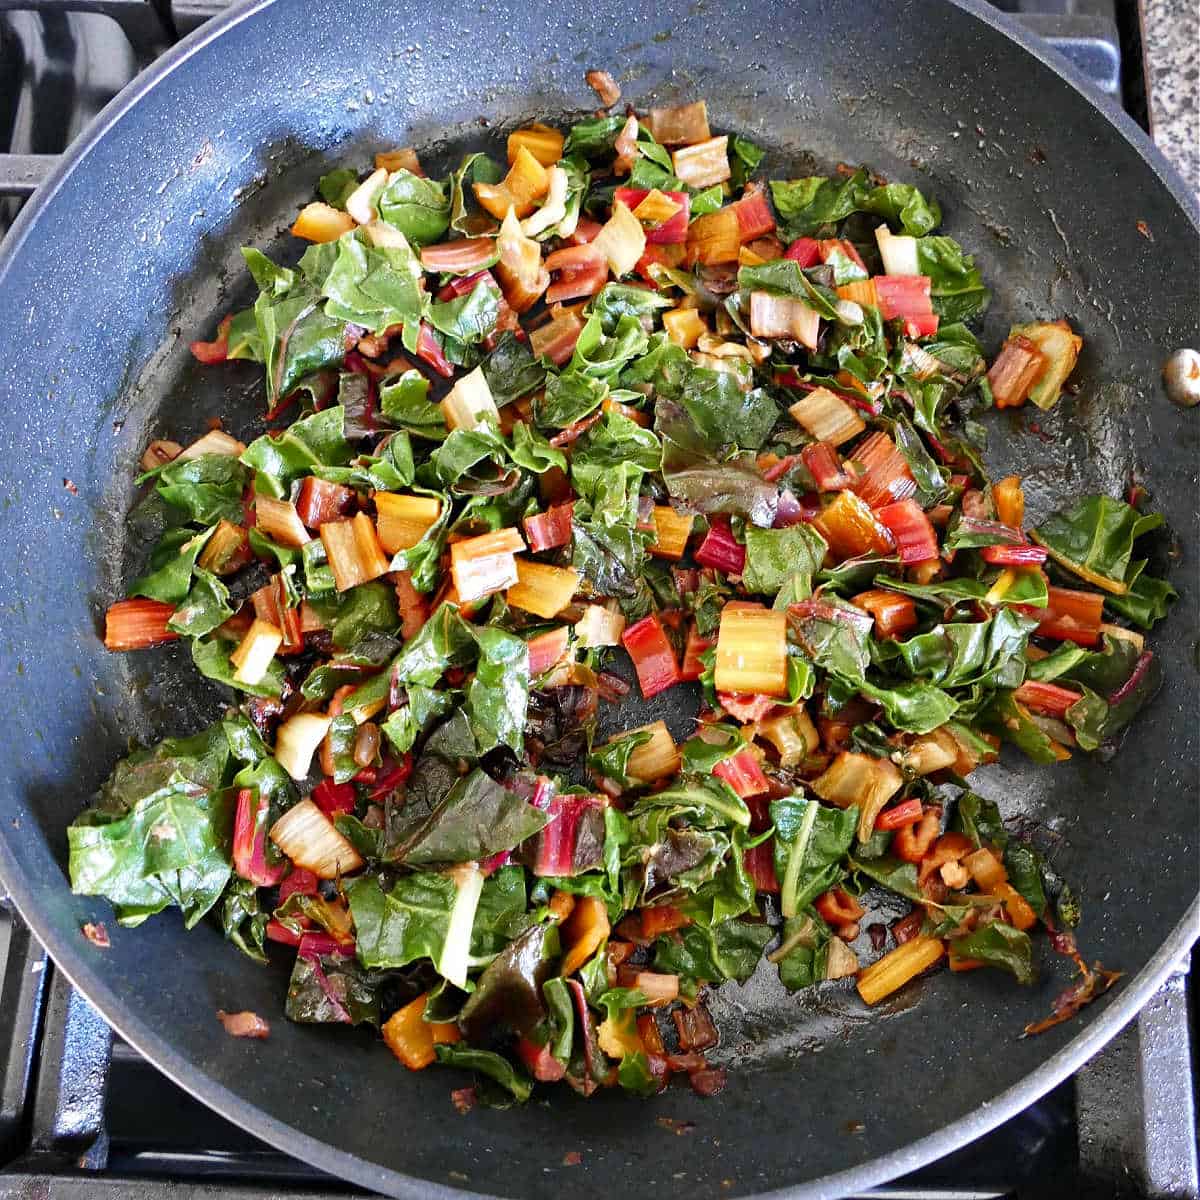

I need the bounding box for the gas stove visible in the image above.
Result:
[0,3,1196,1198]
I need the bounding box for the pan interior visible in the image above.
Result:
[0,2,1195,1197]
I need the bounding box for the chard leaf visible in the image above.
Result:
[737,259,838,321]
[769,169,940,239]
[390,603,477,687]
[466,626,530,754]
[248,267,347,405]
[652,918,772,985]
[68,771,232,928]
[220,876,267,964]
[400,768,549,865]
[377,169,450,245]
[428,279,501,345]
[949,921,1035,984]
[448,152,504,236]
[347,865,528,970]
[569,312,650,382]
[320,230,427,339]
[563,115,626,159]
[379,369,447,440]
[482,331,546,406]
[1104,573,1177,629]
[129,527,214,605]
[191,636,286,698]
[167,569,233,637]
[853,678,958,734]
[285,953,381,1026]
[743,523,827,597]
[536,371,608,430]
[887,609,1036,689]
[915,235,990,322]
[1032,495,1164,594]
[572,518,648,598]
[241,405,353,498]
[952,791,1009,852]
[317,167,358,209]
[771,794,858,917]
[155,455,249,525]
[773,912,832,991]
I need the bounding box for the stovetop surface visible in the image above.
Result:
[0,2,1195,1198]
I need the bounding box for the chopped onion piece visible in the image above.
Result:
[176,429,245,461]
[269,797,363,878]
[875,223,919,276]
[788,386,865,445]
[230,618,283,686]
[521,166,570,238]
[593,200,646,278]
[441,365,500,431]
[273,714,333,782]
[671,136,731,189]
[345,167,388,225]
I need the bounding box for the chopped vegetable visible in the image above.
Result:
[856,936,945,1005]
[622,613,682,699]
[713,605,788,697]
[270,798,364,879]
[81,90,1171,1105]
[508,559,581,618]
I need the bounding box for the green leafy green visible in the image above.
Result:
[653,918,772,985]
[191,635,287,698]
[318,167,358,209]
[241,405,352,498]
[129,527,214,605]
[285,953,380,1025]
[435,1044,533,1103]
[378,169,450,245]
[320,230,427,339]
[772,912,832,990]
[769,170,941,240]
[1033,495,1164,593]
[742,523,827,597]
[69,747,233,929]
[916,235,990,323]
[949,921,1035,984]
[772,794,858,917]
[155,455,249,525]
[168,569,233,638]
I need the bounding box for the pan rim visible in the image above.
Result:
[0,0,1196,1196]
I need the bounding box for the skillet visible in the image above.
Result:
[0,0,1196,1195]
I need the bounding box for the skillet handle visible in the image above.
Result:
[0,155,57,199]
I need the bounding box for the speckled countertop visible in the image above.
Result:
[1142,0,1199,194]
